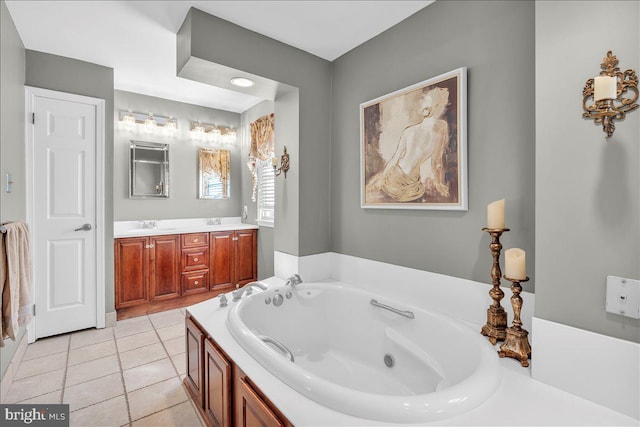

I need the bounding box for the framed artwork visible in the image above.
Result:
[360,67,467,210]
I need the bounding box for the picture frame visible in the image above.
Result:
[360,67,467,210]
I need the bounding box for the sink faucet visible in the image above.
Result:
[284,274,303,288]
[232,281,268,301]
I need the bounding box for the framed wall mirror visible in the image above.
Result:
[129,141,169,198]
[199,148,230,199]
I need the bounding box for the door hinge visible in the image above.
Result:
[32,304,36,316]
[31,113,35,124]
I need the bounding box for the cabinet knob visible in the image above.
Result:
[194,280,199,285]
[194,238,198,242]
[194,257,199,262]
[145,244,154,249]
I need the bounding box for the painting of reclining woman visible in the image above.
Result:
[361,68,467,210]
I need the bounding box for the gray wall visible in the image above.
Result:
[177,8,332,257]
[535,1,639,343]
[240,100,275,279]
[0,0,26,380]
[330,1,536,289]
[25,50,116,314]
[114,90,241,220]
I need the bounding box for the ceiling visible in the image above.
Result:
[5,1,433,113]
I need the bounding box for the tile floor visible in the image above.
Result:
[4,308,205,427]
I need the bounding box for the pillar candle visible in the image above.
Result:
[505,248,526,280]
[594,76,617,101]
[487,199,505,229]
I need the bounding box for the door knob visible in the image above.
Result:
[74,223,92,232]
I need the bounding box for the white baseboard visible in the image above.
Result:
[0,333,28,403]
[105,311,117,328]
[531,317,639,420]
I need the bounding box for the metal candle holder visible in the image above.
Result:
[480,227,510,344]
[498,276,531,367]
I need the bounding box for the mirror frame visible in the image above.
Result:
[129,140,169,199]
[198,148,231,200]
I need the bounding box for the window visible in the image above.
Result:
[257,159,275,227]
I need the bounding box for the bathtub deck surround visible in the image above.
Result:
[480,227,510,345]
[186,274,637,426]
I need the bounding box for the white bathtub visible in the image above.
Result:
[226,282,500,423]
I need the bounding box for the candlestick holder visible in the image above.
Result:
[499,276,531,367]
[480,227,510,344]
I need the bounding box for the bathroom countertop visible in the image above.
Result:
[113,217,258,238]
[187,278,638,427]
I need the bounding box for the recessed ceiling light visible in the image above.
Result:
[230,77,255,88]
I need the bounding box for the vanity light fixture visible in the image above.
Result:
[118,110,178,135]
[189,121,237,144]
[144,113,156,133]
[583,50,638,138]
[230,77,255,88]
[272,146,290,179]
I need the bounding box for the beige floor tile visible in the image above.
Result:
[15,351,67,380]
[170,352,186,376]
[128,377,188,421]
[70,395,129,427]
[163,336,185,356]
[115,316,153,338]
[22,334,69,361]
[65,354,120,387]
[64,372,124,412]
[120,343,167,370]
[116,330,159,353]
[148,308,182,319]
[123,358,176,392]
[68,339,116,366]
[132,400,203,426]
[17,390,62,404]
[149,310,184,329]
[5,368,65,403]
[156,323,184,342]
[70,327,114,349]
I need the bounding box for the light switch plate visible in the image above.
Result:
[606,276,640,319]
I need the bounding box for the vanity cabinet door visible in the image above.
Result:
[235,230,257,286]
[149,235,180,301]
[210,231,235,290]
[234,376,284,427]
[115,237,149,308]
[204,339,232,427]
[185,316,204,408]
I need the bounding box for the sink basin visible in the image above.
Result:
[127,227,176,233]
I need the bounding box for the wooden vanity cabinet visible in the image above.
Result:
[210,230,257,291]
[115,229,257,319]
[185,314,291,427]
[149,235,181,301]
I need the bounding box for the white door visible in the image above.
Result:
[27,87,105,340]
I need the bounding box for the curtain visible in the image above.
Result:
[249,113,275,161]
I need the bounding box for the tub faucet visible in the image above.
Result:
[285,274,303,288]
[232,281,268,301]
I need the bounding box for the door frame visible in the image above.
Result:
[25,86,106,342]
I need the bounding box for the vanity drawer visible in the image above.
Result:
[182,233,209,248]
[182,247,209,272]
[182,270,209,295]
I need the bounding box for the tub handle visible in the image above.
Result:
[258,335,295,363]
[370,299,415,319]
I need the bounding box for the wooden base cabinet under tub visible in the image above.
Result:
[185,315,292,427]
[115,229,257,319]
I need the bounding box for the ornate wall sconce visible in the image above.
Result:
[583,50,638,138]
[272,146,290,178]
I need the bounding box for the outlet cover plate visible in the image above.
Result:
[606,276,640,319]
